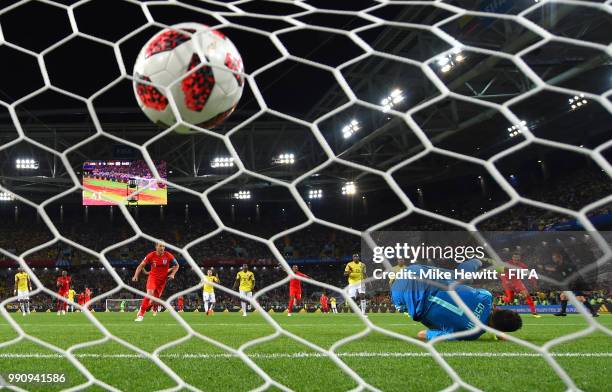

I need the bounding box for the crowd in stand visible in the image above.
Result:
[85,160,167,188]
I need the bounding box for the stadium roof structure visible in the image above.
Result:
[0,0,609,205]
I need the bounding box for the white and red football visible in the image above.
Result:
[133,22,244,133]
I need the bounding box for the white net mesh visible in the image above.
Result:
[0,0,611,391]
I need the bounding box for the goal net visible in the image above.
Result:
[0,0,610,391]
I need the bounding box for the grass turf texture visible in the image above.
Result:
[0,313,610,391]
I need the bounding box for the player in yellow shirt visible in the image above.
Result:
[14,267,32,316]
[233,264,255,317]
[202,269,220,316]
[67,289,77,312]
[344,253,367,316]
[330,296,338,314]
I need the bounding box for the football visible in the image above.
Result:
[133,22,244,133]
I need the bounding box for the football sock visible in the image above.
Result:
[360,300,366,314]
[139,297,150,317]
[288,298,294,313]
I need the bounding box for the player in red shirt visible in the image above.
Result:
[177,296,184,312]
[56,270,71,316]
[77,292,85,308]
[320,291,329,313]
[501,253,540,318]
[84,287,92,310]
[288,265,309,317]
[132,242,179,321]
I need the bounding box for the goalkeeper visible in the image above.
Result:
[390,259,522,341]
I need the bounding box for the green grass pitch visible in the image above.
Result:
[0,312,610,391]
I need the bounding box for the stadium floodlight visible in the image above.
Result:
[381,89,404,112]
[210,156,234,168]
[233,190,251,200]
[274,153,295,165]
[507,120,527,137]
[437,57,450,67]
[437,47,465,73]
[342,181,356,195]
[437,56,452,73]
[569,94,587,110]
[342,119,360,139]
[453,47,465,62]
[15,158,39,170]
[0,191,14,201]
[308,189,323,199]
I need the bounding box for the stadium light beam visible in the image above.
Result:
[342,119,360,139]
[15,158,39,170]
[569,94,587,110]
[274,153,295,165]
[233,190,251,200]
[210,156,234,168]
[308,189,323,199]
[437,47,465,73]
[507,120,527,138]
[342,181,356,195]
[0,191,14,201]
[381,89,404,112]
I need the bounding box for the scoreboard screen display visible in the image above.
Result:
[82,160,167,206]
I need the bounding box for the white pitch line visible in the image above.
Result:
[1,322,608,327]
[0,323,413,327]
[0,352,610,359]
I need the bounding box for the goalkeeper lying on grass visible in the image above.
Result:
[391,259,522,341]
